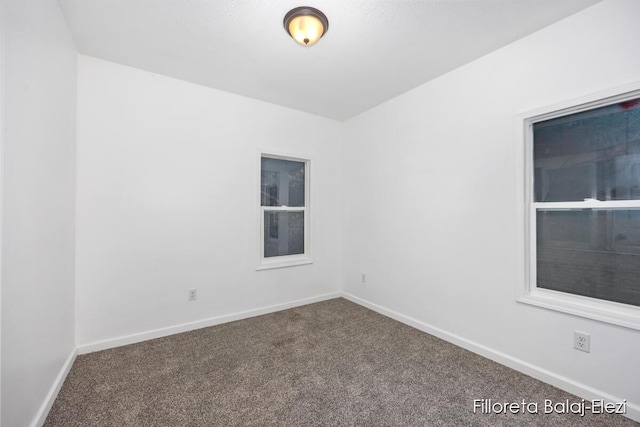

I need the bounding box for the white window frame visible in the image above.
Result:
[516,81,640,331]
[257,151,312,270]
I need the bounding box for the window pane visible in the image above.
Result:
[533,97,640,202]
[264,211,304,257]
[537,209,640,306]
[261,158,305,207]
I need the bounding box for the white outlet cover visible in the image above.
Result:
[573,331,590,353]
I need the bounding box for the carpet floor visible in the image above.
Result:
[45,298,637,426]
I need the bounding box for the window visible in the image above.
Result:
[518,86,640,330]
[258,154,311,269]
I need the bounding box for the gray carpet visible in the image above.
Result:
[45,298,637,426]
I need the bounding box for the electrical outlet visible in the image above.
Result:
[361,273,366,284]
[573,331,590,353]
[188,288,197,301]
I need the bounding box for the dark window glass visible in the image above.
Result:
[533,98,640,202]
[537,209,640,306]
[264,211,304,257]
[261,158,305,207]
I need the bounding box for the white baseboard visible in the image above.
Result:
[31,348,77,427]
[340,292,640,423]
[77,292,341,355]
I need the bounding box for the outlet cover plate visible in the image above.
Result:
[573,331,590,353]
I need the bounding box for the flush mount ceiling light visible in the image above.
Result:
[283,6,329,46]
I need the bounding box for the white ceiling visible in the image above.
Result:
[58,0,601,121]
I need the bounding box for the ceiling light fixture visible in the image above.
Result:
[283,6,329,46]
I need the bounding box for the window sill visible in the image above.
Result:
[517,288,640,331]
[256,256,313,271]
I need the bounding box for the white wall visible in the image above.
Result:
[1,0,77,426]
[75,55,343,347]
[342,0,640,418]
